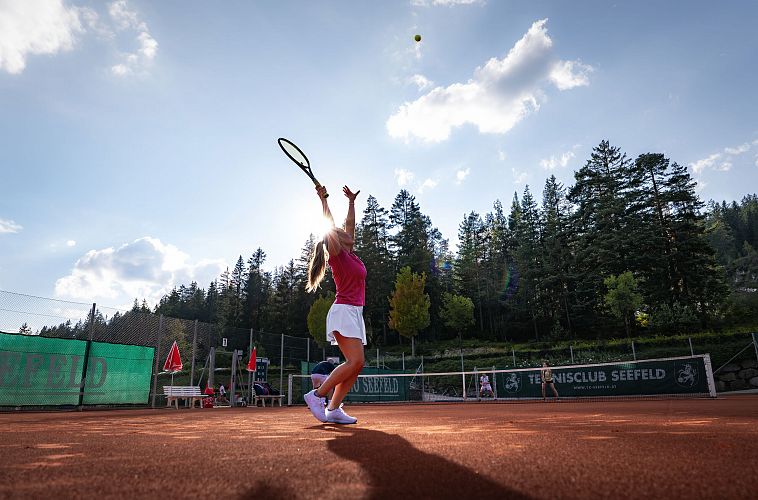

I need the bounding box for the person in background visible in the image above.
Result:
[311,359,337,405]
[480,373,494,398]
[541,361,559,402]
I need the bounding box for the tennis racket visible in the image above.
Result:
[277,138,327,197]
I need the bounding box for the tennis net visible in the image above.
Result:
[287,354,716,405]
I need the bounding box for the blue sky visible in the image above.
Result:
[1,0,757,317]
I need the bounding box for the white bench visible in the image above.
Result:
[163,386,205,409]
[253,395,284,407]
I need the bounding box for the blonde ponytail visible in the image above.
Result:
[306,239,329,292]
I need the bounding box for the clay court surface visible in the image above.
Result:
[1,396,756,499]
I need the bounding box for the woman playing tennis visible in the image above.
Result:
[303,184,366,424]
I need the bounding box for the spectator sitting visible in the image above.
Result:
[311,359,337,404]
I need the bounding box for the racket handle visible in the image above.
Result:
[316,183,329,198]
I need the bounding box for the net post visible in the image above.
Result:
[703,354,717,398]
[474,367,480,401]
[287,374,293,406]
[421,355,425,400]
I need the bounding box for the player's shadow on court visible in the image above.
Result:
[326,426,530,500]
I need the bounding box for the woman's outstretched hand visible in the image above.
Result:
[343,186,360,202]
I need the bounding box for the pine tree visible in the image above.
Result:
[354,196,394,345]
[541,176,574,337]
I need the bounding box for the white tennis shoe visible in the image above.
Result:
[325,404,357,425]
[304,389,326,422]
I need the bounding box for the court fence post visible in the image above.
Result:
[688,337,694,357]
[402,352,405,371]
[306,337,310,364]
[280,334,284,394]
[512,348,516,367]
[77,302,96,411]
[377,348,379,369]
[474,367,479,400]
[570,345,574,364]
[492,366,497,400]
[631,341,637,361]
[190,319,198,386]
[752,333,758,362]
[150,314,164,408]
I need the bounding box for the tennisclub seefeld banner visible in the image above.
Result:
[496,356,713,398]
[300,362,409,402]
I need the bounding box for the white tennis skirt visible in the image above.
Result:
[326,303,367,346]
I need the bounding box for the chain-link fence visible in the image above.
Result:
[2,289,757,409]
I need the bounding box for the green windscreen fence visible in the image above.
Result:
[82,341,155,405]
[0,333,155,407]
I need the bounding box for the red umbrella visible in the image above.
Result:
[163,341,183,389]
[163,341,183,372]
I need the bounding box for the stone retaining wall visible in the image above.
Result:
[715,358,758,391]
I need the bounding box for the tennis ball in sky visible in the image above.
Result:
[414,34,421,42]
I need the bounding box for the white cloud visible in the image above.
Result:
[54,237,226,306]
[394,168,415,187]
[108,0,143,31]
[694,178,707,193]
[549,60,593,90]
[754,155,758,168]
[108,1,157,77]
[498,150,507,161]
[456,168,471,184]
[689,153,721,175]
[512,168,528,184]
[0,218,23,234]
[724,143,750,155]
[540,149,576,170]
[387,19,591,143]
[409,74,434,91]
[0,0,157,76]
[417,178,438,194]
[716,161,732,172]
[0,0,83,74]
[66,240,76,247]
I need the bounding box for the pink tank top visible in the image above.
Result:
[328,249,366,306]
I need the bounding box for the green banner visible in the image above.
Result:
[82,341,155,405]
[0,333,155,406]
[0,333,88,406]
[300,362,410,402]
[495,357,710,398]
